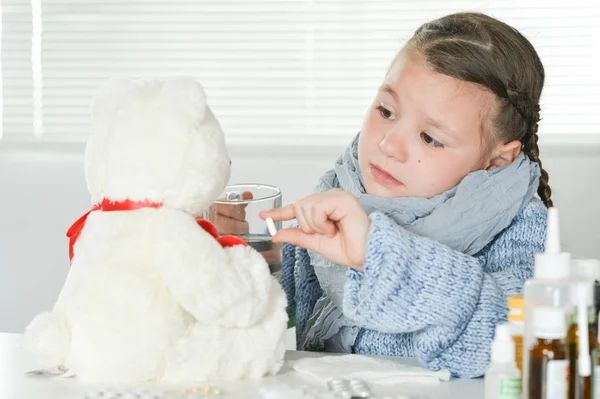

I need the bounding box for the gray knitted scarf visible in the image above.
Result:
[300,133,541,352]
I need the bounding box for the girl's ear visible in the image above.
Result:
[486,140,522,170]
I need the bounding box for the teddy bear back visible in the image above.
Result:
[84,77,231,217]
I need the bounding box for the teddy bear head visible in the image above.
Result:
[84,76,231,217]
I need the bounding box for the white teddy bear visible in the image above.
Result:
[24,77,288,383]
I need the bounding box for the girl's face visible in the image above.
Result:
[358,51,502,198]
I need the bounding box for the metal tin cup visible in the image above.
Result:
[204,183,283,279]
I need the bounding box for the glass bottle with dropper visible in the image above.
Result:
[522,208,572,397]
[528,306,569,399]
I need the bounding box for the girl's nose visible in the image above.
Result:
[379,130,409,163]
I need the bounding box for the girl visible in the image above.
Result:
[259,12,549,378]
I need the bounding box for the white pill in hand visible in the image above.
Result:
[266,217,278,236]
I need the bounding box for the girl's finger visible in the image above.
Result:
[311,203,336,237]
[312,190,356,223]
[294,203,314,234]
[259,203,297,222]
[272,227,324,253]
[299,203,322,235]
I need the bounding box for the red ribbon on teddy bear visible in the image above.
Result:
[66,199,247,264]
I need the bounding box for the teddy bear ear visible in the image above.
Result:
[158,76,208,126]
[90,77,133,121]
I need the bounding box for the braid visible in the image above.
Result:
[508,89,553,208]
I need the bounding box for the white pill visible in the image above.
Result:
[266,217,278,236]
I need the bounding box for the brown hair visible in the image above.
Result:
[404,12,552,207]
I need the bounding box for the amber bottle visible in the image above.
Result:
[529,307,569,399]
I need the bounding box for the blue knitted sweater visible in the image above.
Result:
[280,198,547,378]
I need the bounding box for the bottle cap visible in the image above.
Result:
[572,260,600,314]
[533,307,567,339]
[573,259,600,281]
[507,295,524,322]
[490,323,516,364]
[534,252,571,280]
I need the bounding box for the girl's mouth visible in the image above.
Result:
[370,164,403,187]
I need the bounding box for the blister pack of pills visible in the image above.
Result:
[327,378,372,398]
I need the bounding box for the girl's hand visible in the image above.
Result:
[260,189,370,270]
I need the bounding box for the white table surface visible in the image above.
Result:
[0,333,483,399]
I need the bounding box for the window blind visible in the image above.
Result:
[2,0,599,144]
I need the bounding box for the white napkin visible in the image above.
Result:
[290,354,451,385]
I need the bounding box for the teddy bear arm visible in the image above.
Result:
[149,210,260,323]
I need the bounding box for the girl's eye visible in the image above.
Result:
[421,132,444,148]
[376,105,396,121]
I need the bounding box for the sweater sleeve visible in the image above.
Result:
[343,204,546,377]
[281,243,323,342]
[281,243,297,321]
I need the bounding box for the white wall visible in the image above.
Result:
[1,138,599,333]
